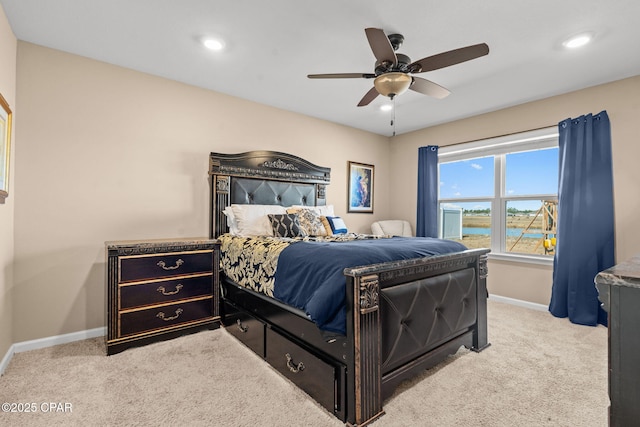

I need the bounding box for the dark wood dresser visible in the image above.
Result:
[106,238,220,355]
[595,254,640,427]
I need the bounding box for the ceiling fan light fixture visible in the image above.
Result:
[374,72,412,98]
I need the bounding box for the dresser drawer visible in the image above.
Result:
[266,328,341,414]
[223,302,265,357]
[119,297,213,337]
[119,250,214,283]
[120,274,212,310]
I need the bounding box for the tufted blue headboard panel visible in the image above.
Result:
[229,178,316,207]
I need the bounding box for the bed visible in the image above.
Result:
[209,150,490,426]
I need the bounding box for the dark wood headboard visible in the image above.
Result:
[209,151,331,238]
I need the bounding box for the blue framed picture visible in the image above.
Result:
[348,161,374,213]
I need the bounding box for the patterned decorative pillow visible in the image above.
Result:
[268,214,307,238]
[290,204,335,217]
[286,208,327,236]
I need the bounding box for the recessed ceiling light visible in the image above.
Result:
[562,33,593,49]
[203,38,225,51]
[380,104,393,112]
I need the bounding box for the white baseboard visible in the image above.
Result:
[12,327,106,354]
[0,327,106,376]
[489,294,548,312]
[0,344,15,377]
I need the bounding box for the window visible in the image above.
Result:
[438,128,559,260]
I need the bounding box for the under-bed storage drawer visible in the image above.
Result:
[223,302,265,357]
[266,327,344,415]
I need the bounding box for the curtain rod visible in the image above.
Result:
[438,124,558,148]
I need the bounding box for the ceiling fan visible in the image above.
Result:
[308,28,489,106]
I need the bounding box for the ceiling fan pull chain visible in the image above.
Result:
[391,98,396,136]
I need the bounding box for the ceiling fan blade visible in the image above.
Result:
[307,73,375,79]
[357,87,380,107]
[365,28,397,68]
[410,77,451,99]
[409,43,489,73]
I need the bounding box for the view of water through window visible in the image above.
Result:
[439,147,559,256]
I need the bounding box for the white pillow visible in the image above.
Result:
[230,204,287,236]
[223,206,240,235]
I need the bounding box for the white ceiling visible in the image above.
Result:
[2,0,640,136]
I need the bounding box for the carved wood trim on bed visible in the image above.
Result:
[208,150,489,426]
[350,273,384,424]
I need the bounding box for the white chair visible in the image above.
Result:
[371,220,413,237]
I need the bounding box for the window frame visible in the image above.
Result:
[438,127,559,265]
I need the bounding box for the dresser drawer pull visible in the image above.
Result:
[157,259,184,271]
[156,284,183,296]
[156,308,184,321]
[236,319,248,333]
[285,353,305,373]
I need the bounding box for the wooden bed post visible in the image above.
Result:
[212,175,230,238]
[348,273,385,426]
[208,154,231,238]
[472,253,490,352]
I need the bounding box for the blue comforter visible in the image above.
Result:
[273,237,467,335]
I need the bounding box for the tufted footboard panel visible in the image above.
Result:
[379,267,477,374]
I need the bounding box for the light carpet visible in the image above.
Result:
[0,300,608,426]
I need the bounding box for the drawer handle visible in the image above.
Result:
[157,259,184,271]
[236,319,248,333]
[156,308,184,321]
[157,284,183,296]
[285,353,305,373]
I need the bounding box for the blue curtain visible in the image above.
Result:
[549,111,614,326]
[416,145,439,237]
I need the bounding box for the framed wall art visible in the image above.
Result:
[0,93,12,202]
[348,161,374,213]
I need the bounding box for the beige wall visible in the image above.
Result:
[390,75,640,305]
[13,42,391,342]
[0,5,16,360]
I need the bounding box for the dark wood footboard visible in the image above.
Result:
[343,249,489,425]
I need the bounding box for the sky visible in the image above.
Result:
[439,147,559,211]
